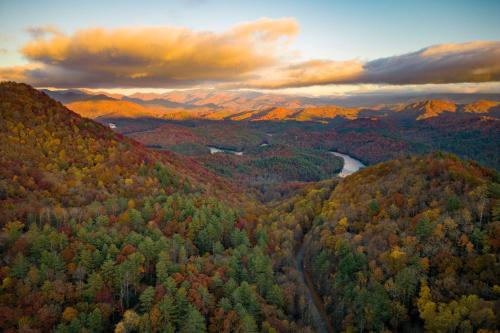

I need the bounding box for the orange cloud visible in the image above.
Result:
[1,24,498,90]
[236,41,500,89]
[1,18,298,88]
[234,59,364,89]
[0,64,41,82]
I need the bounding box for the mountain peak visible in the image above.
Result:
[395,99,457,119]
[464,99,500,113]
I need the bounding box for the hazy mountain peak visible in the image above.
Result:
[464,99,500,113]
[394,99,457,119]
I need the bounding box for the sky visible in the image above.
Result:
[0,0,499,95]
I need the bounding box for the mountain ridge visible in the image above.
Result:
[64,96,500,123]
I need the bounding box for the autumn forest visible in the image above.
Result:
[0,79,498,333]
[1,1,500,332]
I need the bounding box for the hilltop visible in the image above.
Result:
[264,153,500,332]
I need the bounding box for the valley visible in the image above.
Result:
[44,88,500,173]
[92,110,498,202]
[295,239,334,333]
[1,1,499,331]
[0,83,499,333]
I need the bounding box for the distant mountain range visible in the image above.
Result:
[43,88,500,122]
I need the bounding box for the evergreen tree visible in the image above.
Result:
[139,286,156,313]
[180,305,206,333]
[158,295,177,328]
[10,253,29,279]
[266,285,284,309]
[87,308,103,332]
[232,282,260,318]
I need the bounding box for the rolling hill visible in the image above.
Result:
[0,82,315,332]
[260,153,500,332]
[1,82,499,332]
[304,153,500,332]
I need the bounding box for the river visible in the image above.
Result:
[208,146,244,156]
[330,151,365,177]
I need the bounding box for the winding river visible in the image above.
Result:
[208,146,244,156]
[330,151,365,177]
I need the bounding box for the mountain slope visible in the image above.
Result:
[303,153,500,332]
[41,89,116,104]
[464,100,500,114]
[0,82,312,332]
[251,153,499,332]
[0,83,246,222]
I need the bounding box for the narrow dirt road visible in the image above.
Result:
[295,241,335,333]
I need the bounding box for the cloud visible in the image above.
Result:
[25,25,61,39]
[1,18,298,88]
[239,41,500,89]
[0,64,43,81]
[233,59,364,89]
[361,41,500,84]
[1,22,498,91]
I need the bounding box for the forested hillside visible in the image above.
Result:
[304,153,500,332]
[0,83,249,222]
[0,83,313,332]
[1,83,499,332]
[256,153,500,332]
[1,0,499,331]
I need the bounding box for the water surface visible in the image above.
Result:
[208,146,244,156]
[330,151,365,177]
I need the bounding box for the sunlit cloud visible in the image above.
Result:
[0,19,498,94]
[228,59,364,89]
[0,18,298,88]
[0,64,43,81]
[239,41,500,89]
